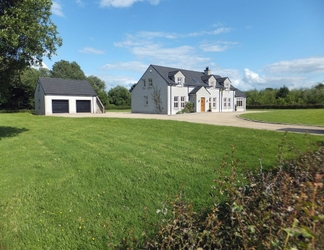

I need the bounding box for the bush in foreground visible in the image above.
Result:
[117,135,324,249]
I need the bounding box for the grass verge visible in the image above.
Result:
[241,109,324,126]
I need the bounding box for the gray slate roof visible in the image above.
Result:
[150,65,236,90]
[38,78,97,96]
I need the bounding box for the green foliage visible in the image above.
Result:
[86,75,109,107]
[0,0,62,93]
[108,85,131,107]
[245,83,324,107]
[51,60,86,80]
[177,102,195,114]
[121,136,324,249]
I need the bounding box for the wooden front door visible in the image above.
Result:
[201,97,205,112]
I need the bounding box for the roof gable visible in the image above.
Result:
[38,78,97,96]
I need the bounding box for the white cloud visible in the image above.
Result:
[51,1,64,17]
[265,57,324,74]
[243,69,267,85]
[79,47,105,55]
[99,75,138,90]
[76,0,85,7]
[101,61,147,72]
[200,41,238,52]
[99,0,159,8]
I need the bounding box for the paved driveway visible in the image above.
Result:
[53,111,324,135]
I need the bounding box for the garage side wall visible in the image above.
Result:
[44,95,95,115]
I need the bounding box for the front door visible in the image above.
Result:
[201,97,205,112]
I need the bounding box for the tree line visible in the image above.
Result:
[245,84,324,108]
[0,60,132,110]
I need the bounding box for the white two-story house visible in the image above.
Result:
[131,64,246,115]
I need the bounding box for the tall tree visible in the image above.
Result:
[108,86,131,106]
[0,0,62,96]
[86,75,109,107]
[51,60,86,80]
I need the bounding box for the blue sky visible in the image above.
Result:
[45,0,324,91]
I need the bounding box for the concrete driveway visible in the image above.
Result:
[53,111,324,135]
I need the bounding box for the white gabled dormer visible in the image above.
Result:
[169,70,185,87]
[223,78,231,91]
[208,76,216,89]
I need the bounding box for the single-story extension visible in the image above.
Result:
[131,64,246,115]
[34,77,105,115]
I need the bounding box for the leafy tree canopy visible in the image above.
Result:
[0,0,62,91]
[51,60,86,80]
[108,86,131,106]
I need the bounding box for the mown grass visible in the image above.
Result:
[0,113,323,248]
[241,109,324,126]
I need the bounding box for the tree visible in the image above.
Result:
[108,86,131,106]
[86,75,109,108]
[276,86,289,99]
[0,0,62,96]
[51,60,86,80]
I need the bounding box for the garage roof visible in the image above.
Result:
[38,78,97,96]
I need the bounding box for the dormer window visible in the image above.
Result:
[177,77,182,85]
[225,82,230,90]
[211,81,215,88]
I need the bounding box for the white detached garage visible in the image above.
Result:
[34,78,105,115]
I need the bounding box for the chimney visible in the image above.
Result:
[204,67,210,75]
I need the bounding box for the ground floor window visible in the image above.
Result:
[144,96,148,105]
[174,96,179,109]
[237,98,243,107]
[228,98,231,108]
[223,97,227,108]
[213,97,217,109]
[180,96,185,108]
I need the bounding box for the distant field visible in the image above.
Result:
[0,113,322,248]
[241,109,324,126]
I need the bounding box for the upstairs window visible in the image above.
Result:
[143,79,146,87]
[177,77,182,85]
[148,78,153,87]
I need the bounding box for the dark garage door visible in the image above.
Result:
[52,100,69,113]
[76,100,91,113]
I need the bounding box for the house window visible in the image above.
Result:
[143,79,146,87]
[174,96,179,109]
[144,96,148,106]
[148,78,153,87]
[223,97,227,108]
[211,81,215,88]
[213,97,217,109]
[225,83,229,90]
[237,98,243,107]
[228,98,231,108]
[180,96,185,108]
[177,77,182,85]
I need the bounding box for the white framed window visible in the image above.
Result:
[142,79,146,87]
[213,97,217,109]
[174,96,179,109]
[228,98,231,108]
[148,78,153,87]
[177,77,182,85]
[180,96,185,108]
[223,97,227,108]
[237,98,243,107]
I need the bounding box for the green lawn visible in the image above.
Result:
[241,109,324,126]
[0,113,323,248]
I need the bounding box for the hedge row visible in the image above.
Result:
[247,104,324,109]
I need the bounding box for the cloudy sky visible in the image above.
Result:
[45,0,324,91]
